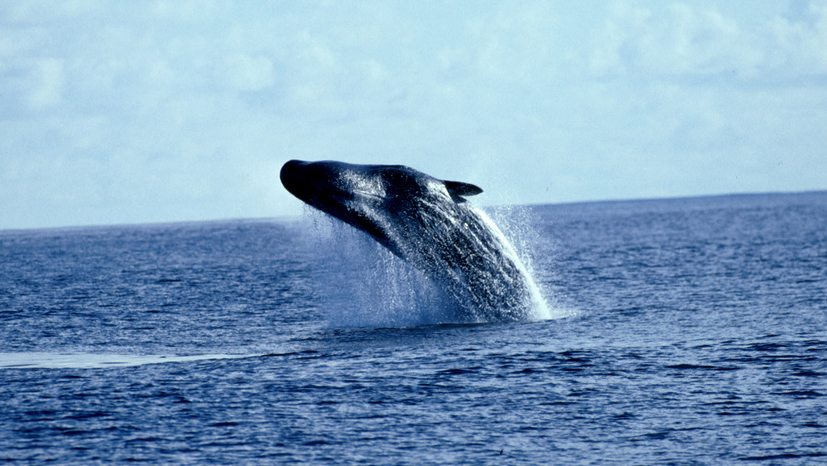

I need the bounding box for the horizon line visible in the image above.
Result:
[2,188,825,234]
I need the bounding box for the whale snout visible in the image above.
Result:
[280,159,305,185]
[281,159,352,208]
[280,159,312,199]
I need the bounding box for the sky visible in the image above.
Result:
[2,0,827,230]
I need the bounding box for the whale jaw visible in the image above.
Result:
[280,160,397,249]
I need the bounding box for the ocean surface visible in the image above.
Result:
[1,192,825,465]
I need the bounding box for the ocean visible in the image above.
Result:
[1,192,825,465]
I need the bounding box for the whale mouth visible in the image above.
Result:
[351,190,392,202]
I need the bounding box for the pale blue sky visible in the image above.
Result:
[2,0,826,230]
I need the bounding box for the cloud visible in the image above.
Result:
[588,0,827,80]
[25,58,64,109]
[1,0,826,229]
[225,54,276,92]
[769,1,827,74]
[590,2,759,77]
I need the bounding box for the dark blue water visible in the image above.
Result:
[1,192,825,465]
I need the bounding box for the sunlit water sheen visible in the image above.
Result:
[1,192,825,465]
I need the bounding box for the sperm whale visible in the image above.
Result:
[280,159,543,322]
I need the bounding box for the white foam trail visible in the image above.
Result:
[0,352,251,369]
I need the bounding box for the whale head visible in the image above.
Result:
[280,159,482,255]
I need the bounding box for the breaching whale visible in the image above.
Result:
[280,159,543,322]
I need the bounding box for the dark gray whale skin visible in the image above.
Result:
[280,159,534,321]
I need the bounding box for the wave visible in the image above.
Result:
[0,352,250,369]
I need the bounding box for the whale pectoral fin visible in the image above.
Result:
[445,180,483,200]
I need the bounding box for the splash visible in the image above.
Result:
[309,204,559,327]
[309,215,450,328]
[473,206,552,320]
[486,205,580,321]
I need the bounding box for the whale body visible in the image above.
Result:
[280,159,541,322]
